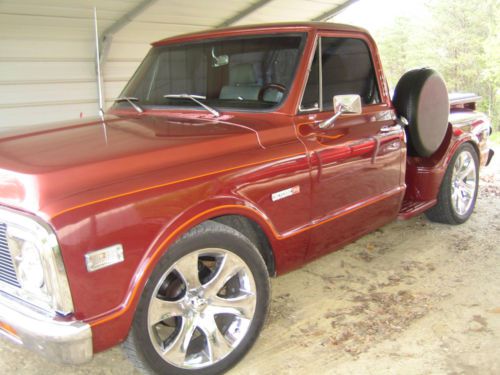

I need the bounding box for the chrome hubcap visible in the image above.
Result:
[451,150,477,216]
[147,249,256,369]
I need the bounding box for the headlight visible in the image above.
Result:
[18,242,45,291]
[0,207,74,315]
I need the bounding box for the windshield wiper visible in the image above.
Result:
[163,94,220,117]
[115,97,144,113]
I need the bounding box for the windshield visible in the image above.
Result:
[116,33,306,112]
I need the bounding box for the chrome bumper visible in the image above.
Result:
[0,292,92,364]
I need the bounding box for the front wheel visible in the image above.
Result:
[124,221,270,375]
[425,143,479,224]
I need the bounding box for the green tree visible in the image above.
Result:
[427,0,489,90]
[376,0,500,130]
[375,16,414,89]
[481,2,500,128]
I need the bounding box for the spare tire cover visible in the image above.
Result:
[393,68,449,157]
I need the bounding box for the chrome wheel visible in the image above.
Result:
[147,248,257,370]
[451,150,477,216]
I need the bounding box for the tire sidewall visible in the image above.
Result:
[129,221,270,375]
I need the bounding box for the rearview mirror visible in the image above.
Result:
[318,94,362,130]
[211,47,229,67]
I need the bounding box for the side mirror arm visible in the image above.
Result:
[318,104,347,130]
[316,95,362,131]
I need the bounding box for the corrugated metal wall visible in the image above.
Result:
[1,0,149,130]
[0,0,348,130]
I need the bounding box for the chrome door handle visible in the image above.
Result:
[379,125,402,133]
[386,140,401,151]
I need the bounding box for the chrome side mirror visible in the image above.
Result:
[318,94,362,130]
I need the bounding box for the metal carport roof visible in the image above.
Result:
[0,0,358,128]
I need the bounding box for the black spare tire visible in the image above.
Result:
[393,68,449,157]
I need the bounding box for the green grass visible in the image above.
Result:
[490,131,500,145]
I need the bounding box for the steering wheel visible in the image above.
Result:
[258,83,287,101]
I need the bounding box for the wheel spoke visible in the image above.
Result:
[462,183,475,198]
[198,315,233,362]
[458,190,467,214]
[174,252,201,290]
[464,180,475,195]
[162,316,197,365]
[208,293,256,319]
[458,160,474,181]
[455,193,461,213]
[149,297,184,325]
[455,153,464,174]
[203,253,243,297]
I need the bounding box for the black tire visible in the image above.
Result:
[393,68,449,157]
[123,221,270,375]
[425,143,479,224]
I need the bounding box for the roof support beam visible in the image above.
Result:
[311,0,359,22]
[99,0,158,65]
[216,0,274,28]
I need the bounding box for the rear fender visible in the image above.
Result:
[404,124,478,202]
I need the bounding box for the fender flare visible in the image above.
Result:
[443,132,480,168]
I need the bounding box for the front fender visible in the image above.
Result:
[87,196,282,352]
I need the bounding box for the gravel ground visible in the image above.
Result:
[1,146,499,375]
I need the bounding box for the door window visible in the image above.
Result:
[301,37,380,111]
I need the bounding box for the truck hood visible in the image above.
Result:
[0,113,279,215]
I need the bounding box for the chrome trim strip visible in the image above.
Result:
[318,36,323,112]
[297,34,319,114]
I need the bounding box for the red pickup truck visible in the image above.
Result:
[0,23,494,374]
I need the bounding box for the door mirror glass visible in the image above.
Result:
[333,94,362,115]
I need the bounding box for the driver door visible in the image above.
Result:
[296,35,405,259]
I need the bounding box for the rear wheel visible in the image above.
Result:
[425,143,479,224]
[124,221,270,375]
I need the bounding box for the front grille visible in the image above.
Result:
[0,223,21,288]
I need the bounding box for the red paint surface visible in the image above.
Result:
[0,23,492,353]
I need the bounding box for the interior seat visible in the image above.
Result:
[219,63,261,100]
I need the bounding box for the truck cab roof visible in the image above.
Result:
[153,22,370,46]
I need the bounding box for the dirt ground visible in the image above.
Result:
[1,146,499,375]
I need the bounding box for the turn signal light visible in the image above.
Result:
[0,321,18,338]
